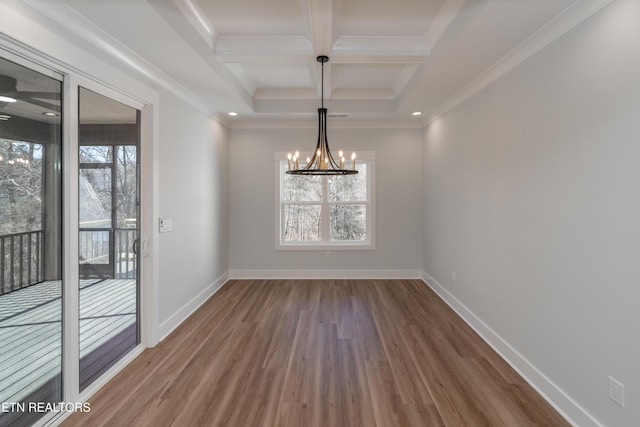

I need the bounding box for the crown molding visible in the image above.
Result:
[429,0,616,124]
[17,0,218,119]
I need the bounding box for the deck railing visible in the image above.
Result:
[1,228,136,295]
[78,228,137,279]
[0,230,43,295]
[115,228,137,279]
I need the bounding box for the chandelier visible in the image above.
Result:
[286,56,357,175]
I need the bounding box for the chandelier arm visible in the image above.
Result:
[285,55,358,176]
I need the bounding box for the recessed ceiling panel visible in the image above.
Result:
[332,63,417,94]
[57,0,608,123]
[236,63,314,91]
[334,0,446,36]
[195,0,305,36]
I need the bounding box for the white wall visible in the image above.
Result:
[157,90,229,332]
[229,127,422,276]
[423,1,640,426]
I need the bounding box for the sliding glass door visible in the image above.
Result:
[0,51,145,426]
[0,56,63,427]
[78,87,140,391]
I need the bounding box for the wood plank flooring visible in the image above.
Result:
[62,279,570,427]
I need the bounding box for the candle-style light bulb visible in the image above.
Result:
[340,156,345,169]
[351,152,356,169]
[287,152,292,170]
[339,150,343,158]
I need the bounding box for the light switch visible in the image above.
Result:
[159,218,173,233]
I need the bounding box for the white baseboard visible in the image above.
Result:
[421,271,601,427]
[158,272,230,342]
[229,269,423,280]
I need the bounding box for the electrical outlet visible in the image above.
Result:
[608,376,625,408]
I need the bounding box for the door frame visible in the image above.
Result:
[67,73,157,402]
[0,38,160,425]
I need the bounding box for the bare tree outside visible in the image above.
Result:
[281,161,367,243]
[0,139,43,235]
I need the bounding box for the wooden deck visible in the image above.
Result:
[0,279,137,406]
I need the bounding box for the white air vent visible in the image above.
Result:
[328,114,348,118]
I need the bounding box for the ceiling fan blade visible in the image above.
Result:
[21,97,61,113]
[4,91,61,100]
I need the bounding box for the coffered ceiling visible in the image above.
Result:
[31,0,611,126]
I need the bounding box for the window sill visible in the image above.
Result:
[276,241,375,251]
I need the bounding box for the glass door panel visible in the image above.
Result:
[78,87,139,391]
[79,166,113,278]
[0,56,63,427]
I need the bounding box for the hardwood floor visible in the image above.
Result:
[62,279,569,427]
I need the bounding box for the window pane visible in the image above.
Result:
[116,146,138,228]
[0,55,63,427]
[282,161,322,202]
[0,140,43,233]
[284,205,321,241]
[79,145,112,163]
[79,230,110,265]
[79,168,112,228]
[328,163,366,202]
[78,87,140,392]
[330,205,367,241]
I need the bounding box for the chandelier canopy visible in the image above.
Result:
[286,56,357,176]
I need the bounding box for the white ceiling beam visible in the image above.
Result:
[305,0,334,55]
[214,53,428,66]
[170,0,217,47]
[254,98,396,114]
[253,88,398,102]
[424,0,468,51]
[331,55,427,65]
[147,0,254,109]
[332,36,430,57]
[302,0,335,98]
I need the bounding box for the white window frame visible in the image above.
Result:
[275,151,376,251]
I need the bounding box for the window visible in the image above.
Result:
[276,153,375,250]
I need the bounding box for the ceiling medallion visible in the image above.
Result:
[286,55,357,176]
